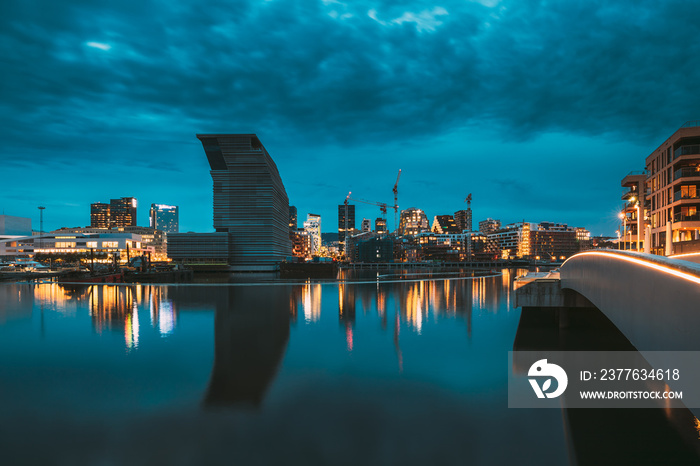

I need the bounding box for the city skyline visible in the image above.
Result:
[3,1,699,235]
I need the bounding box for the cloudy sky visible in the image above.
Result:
[2,0,698,235]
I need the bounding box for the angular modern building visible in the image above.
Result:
[196,134,291,270]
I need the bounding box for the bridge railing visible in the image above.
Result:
[560,249,700,351]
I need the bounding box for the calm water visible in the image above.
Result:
[0,269,693,465]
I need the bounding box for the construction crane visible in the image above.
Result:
[392,169,401,233]
[348,194,389,219]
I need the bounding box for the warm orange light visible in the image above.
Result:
[563,251,700,285]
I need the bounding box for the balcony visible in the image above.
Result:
[674,213,700,222]
[674,167,700,181]
[673,191,700,202]
[674,145,700,160]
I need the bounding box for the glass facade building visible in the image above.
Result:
[150,204,179,234]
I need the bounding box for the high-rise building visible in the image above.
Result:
[197,134,291,270]
[149,204,179,233]
[454,209,472,232]
[399,208,429,236]
[338,204,355,253]
[90,203,111,228]
[110,197,137,228]
[375,217,387,234]
[304,214,322,255]
[361,218,371,232]
[289,206,298,231]
[90,197,137,229]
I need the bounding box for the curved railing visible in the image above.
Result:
[560,250,700,350]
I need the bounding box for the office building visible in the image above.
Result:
[150,204,179,233]
[399,208,429,236]
[111,197,137,228]
[454,209,472,232]
[90,197,137,229]
[304,214,322,255]
[167,232,229,264]
[0,215,31,237]
[90,203,110,229]
[197,134,291,270]
[54,226,167,259]
[0,231,149,261]
[338,204,355,252]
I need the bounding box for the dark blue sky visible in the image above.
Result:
[2,0,699,235]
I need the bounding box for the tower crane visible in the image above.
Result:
[348,195,389,219]
[392,169,401,233]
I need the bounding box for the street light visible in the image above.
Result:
[618,212,626,250]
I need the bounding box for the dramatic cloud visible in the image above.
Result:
[0,0,697,233]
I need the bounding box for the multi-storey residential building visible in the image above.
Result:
[149,204,179,234]
[432,215,460,234]
[361,218,371,232]
[479,218,501,235]
[338,204,355,253]
[196,134,291,270]
[399,208,429,236]
[487,222,585,260]
[290,229,312,258]
[619,172,647,251]
[454,209,472,232]
[644,122,700,255]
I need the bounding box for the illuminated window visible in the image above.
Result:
[102,241,118,248]
[86,242,98,248]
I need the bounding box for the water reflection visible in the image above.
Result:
[0,272,572,465]
[204,287,291,408]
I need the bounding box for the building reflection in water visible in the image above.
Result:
[203,286,292,408]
